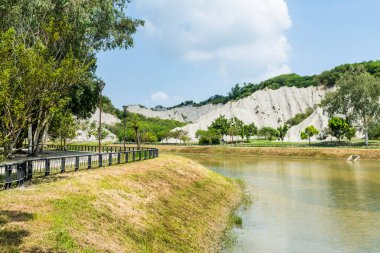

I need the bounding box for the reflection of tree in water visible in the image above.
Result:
[0,210,33,251]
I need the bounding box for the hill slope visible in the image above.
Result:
[126,61,380,141]
[128,86,328,140]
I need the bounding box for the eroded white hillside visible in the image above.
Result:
[72,109,120,142]
[126,86,331,141]
[286,108,329,142]
[179,86,329,140]
[126,104,223,122]
[89,109,121,126]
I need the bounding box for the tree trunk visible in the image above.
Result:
[28,124,33,155]
[4,143,13,159]
[365,131,369,147]
[309,137,311,146]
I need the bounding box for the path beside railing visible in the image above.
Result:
[0,146,159,190]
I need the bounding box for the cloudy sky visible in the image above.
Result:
[97,0,380,108]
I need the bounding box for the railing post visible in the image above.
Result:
[27,161,33,180]
[61,158,66,173]
[99,154,103,167]
[18,162,26,186]
[108,153,112,166]
[75,157,79,171]
[5,165,12,189]
[117,152,121,164]
[45,159,50,176]
[125,152,129,163]
[88,155,92,169]
[138,150,142,161]
[133,151,136,161]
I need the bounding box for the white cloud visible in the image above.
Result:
[150,91,170,103]
[146,91,184,107]
[136,0,292,82]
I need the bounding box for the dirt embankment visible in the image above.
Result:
[157,145,380,160]
[0,155,242,252]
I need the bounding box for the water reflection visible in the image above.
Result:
[188,156,380,253]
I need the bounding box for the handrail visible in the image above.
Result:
[0,147,159,190]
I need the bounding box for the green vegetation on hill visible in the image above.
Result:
[101,96,186,142]
[165,61,380,109]
[286,108,315,127]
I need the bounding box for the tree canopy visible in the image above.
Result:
[301,125,319,145]
[0,0,143,156]
[322,66,380,145]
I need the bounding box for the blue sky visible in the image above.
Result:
[96,0,380,108]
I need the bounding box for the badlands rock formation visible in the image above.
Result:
[89,109,121,126]
[72,109,120,142]
[286,108,329,142]
[128,86,331,141]
[126,103,222,123]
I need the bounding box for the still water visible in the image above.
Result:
[189,156,380,253]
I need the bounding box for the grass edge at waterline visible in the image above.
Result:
[156,145,380,160]
[0,155,243,252]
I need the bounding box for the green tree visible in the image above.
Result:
[0,28,88,156]
[277,124,289,144]
[0,0,144,156]
[209,115,230,137]
[368,124,380,140]
[301,125,319,145]
[48,111,77,146]
[258,127,279,142]
[87,122,109,141]
[196,129,221,145]
[129,114,142,149]
[345,127,356,143]
[322,66,380,146]
[227,117,244,144]
[328,116,349,142]
[243,123,258,142]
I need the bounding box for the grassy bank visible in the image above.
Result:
[0,155,242,252]
[156,145,380,160]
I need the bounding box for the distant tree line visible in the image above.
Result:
[163,61,380,110]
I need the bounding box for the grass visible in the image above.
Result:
[155,145,380,160]
[0,155,243,252]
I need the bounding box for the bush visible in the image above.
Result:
[286,108,314,127]
[198,136,220,145]
[369,124,380,140]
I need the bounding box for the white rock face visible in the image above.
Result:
[72,110,120,143]
[286,108,329,142]
[133,86,329,141]
[89,109,121,126]
[72,129,118,142]
[126,104,223,123]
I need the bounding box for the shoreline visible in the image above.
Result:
[0,155,243,252]
[154,145,380,161]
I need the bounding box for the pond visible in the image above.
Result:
[188,156,380,253]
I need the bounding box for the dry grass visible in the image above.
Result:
[154,145,380,160]
[0,155,242,253]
